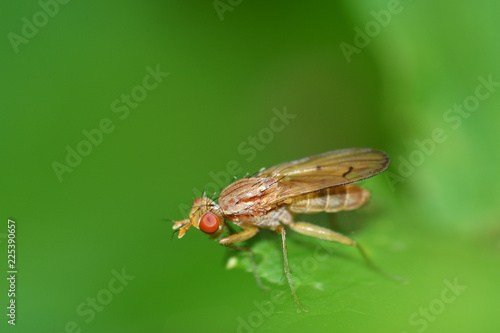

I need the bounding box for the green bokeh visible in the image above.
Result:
[1,1,499,332]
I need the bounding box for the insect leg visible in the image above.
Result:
[289,222,406,282]
[289,222,356,245]
[276,225,307,312]
[219,226,259,245]
[219,227,269,290]
[289,221,374,267]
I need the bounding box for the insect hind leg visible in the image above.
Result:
[289,222,356,245]
[288,221,366,262]
[289,221,406,282]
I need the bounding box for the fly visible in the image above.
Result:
[172,148,390,312]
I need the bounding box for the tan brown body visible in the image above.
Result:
[288,184,369,214]
[219,178,369,230]
[172,148,390,312]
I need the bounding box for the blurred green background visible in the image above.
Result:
[1,1,499,332]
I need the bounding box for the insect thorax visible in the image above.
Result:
[219,177,278,217]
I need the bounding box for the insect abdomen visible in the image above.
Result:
[287,184,370,214]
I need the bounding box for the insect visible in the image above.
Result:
[172,148,389,312]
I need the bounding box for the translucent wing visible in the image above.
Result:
[256,148,389,205]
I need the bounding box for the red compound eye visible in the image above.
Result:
[199,213,219,234]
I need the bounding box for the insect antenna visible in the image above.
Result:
[164,218,186,241]
[171,229,180,241]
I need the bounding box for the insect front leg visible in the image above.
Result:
[219,226,269,290]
